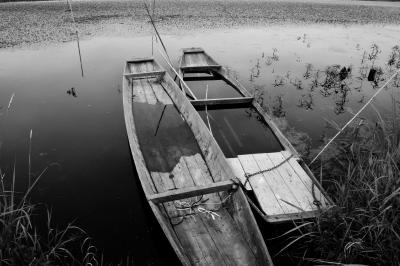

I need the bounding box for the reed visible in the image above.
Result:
[0,163,100,265]
[280,108,400,265]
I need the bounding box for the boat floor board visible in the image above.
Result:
[228,151,330,222]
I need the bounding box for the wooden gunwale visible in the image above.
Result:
[123,58,273,265]
[178,48,334,222]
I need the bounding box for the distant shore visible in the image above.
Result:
[1,0,400,48]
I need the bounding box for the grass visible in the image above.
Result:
[276,99,400,265]
[0,146,100,265]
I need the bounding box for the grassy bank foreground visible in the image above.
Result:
[0,168,101,265]
[283,113,400,265]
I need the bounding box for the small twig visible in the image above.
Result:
[154,105,167,136]
[28,129,32,187]
[7,93,15,113]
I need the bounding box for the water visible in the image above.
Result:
[1,22,400,264]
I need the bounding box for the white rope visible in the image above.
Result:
[156,46,198,100]
[310,69,400,165]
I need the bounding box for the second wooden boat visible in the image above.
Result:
[178,48,334,223]
[122,57,273,265]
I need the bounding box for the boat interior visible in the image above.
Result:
[123,58,272,265]
[179,48,333,222]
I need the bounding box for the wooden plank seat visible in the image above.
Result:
[124,70,165,80]
[190,97,254,107]
[147,180,238,204]
[227,151,330,223]
[181,65,221,73]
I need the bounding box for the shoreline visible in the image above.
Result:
[1,0,400,48]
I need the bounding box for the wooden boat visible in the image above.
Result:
[178,48,334,223]
[122,57,274,265]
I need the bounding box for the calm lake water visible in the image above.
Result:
[1,21,400,264]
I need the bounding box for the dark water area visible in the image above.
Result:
[198,107,283,158]
[133,102,200,173]
[0,20,400,265]
[185,79,243,99]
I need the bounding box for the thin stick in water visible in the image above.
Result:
[66,0,84,77]
[205,84,213,136]
[143,1,170,62]
[28,129,32,187]
[7,93,15,112]
[154,105,167,136]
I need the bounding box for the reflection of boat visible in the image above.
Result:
[178,48,333,223]
[122,57,273,265]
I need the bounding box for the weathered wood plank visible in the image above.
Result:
[150,171,178,218]
[173,216,227,265]
[199,209,258,265]
[140,79,158,105]
[151,82,173,105]
[193,53,208,66]
[131,79,147,103]
[238,154,286,215]
[252,153,301,214]
[183,47,205,53]
[183,154,224,209]
[148,180,236,204]
[228,182,274,264]
[281,151,328,207]
[190,97,253,106]
[127,57,154,63]
[124,71,165,80]
[181,65,221,73]
[266,152,314,211]
[226,158,252,190]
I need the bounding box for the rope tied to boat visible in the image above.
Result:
[243,154,294,188]
[171,188,237,225]
[236,154,324,221]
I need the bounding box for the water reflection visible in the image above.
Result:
[66,87,77,97]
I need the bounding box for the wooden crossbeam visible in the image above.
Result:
[126,58,154,64]
[191,97,254,107]
[147,180,237,204]
[181,65,221,72]
[124,71,165,80]
[183,48,205,54]
[183,75,218,81]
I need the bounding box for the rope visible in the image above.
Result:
[171,184,236,225]
[156,46,198,100]
[310,69,400,165]
[243,154,294,188]
[235,154,324,221]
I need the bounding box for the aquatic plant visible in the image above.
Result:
[279,110,400,265]
[0,165,101,265]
